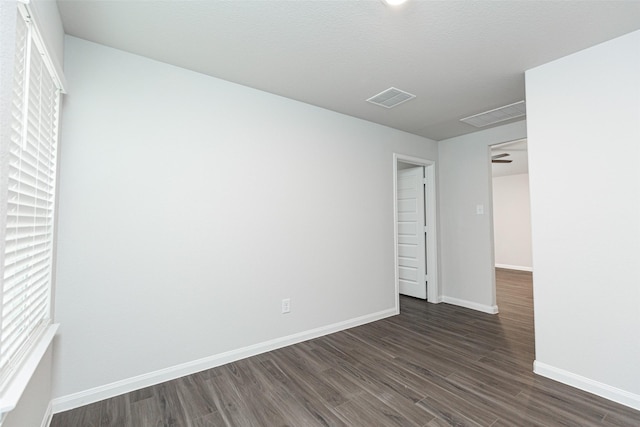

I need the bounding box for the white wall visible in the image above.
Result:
[527,30,640,409]
[52,36,437,406]
[438,121,527,313]
[492,173,532,271]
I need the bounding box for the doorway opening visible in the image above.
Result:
[490,139,532,272]
[393,154,438,313]
[489,139,533,309]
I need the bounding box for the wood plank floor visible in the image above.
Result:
[51,269,640,426]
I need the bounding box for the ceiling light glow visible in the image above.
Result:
[384,0,408,6]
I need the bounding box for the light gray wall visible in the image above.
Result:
[527,30,640,408]
[52,36,437,402]
[492,173,532,271]
[438,121,527,312]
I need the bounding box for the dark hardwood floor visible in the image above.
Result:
[51,269,640,426]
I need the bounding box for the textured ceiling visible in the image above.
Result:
[56,0,640,141]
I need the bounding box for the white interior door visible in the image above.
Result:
[397,166,427,299]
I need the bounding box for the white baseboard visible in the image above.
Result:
[41,401,53,427]
[534,361,640,411]
[495,263,533,272]
[441,296,498,314]
[52,308,396,414]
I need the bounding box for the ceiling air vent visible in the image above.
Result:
[460,101,526,128]
[367,87,416,108]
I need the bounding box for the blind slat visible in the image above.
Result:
[0,307,48,367]
[2,283,48,331]
[3,252,51,284]
[9,149,56,178]
[3,241,52,262]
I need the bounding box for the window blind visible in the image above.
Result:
[0,7,61,387]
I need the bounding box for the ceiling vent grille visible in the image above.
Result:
[367,87,416,108]
[460,101,526,128]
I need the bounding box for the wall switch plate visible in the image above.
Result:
[476,204,484,215]
[281,298,291,314]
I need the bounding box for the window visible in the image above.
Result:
[0,4,63,407]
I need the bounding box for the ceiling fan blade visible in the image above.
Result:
[491,153,510,160]
[492,159,513,163]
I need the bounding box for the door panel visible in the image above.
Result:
[397,166,427,299]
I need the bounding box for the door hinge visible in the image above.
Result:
[424,225,428,233]
[422,177,428,184]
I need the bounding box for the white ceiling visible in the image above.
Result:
[56,0,640,141]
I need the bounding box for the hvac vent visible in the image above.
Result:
[460,101,526,128]
[367,87,416,108]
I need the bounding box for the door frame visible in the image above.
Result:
[393,153,439,312]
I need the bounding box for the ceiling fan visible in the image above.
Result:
[492,153,512,163]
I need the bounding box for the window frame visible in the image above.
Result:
[0,1,64,417]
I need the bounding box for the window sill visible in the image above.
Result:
[0,323,59,415]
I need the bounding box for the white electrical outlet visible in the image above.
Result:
[281,298,291,314]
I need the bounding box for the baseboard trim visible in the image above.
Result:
[441,296,498,314]
[41,400,53,427]
[495,263,533,272]
[52,308,396,414]
[534,361,640,411]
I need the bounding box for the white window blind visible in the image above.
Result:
[0,6,61,388]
